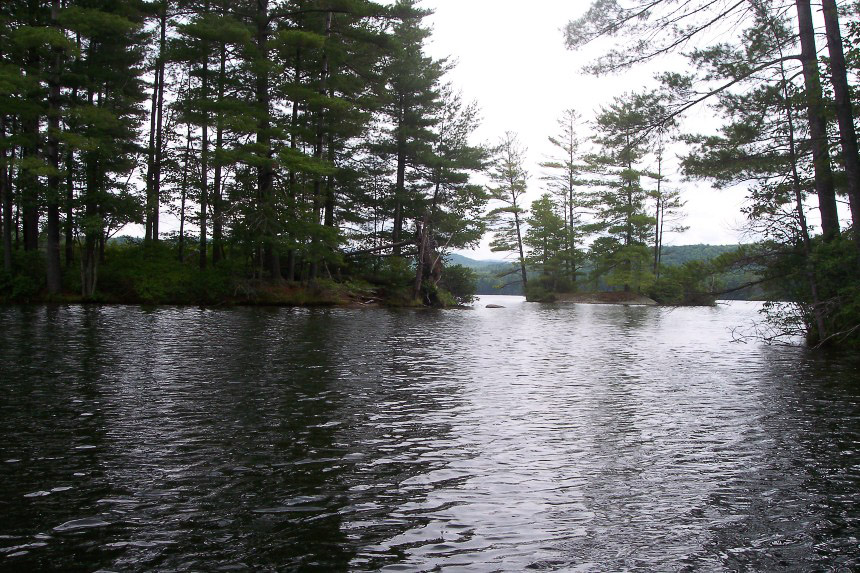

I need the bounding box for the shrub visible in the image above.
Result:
[0,251,45,302]
[439,264,477,305]
[524,283,556,303]
[649,261,716,306]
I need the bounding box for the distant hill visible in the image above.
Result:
[659,244,741,266]
[445,253,523,295]
[446,253,509,269]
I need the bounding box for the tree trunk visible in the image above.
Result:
[660,208,666,263]
[653,146,663,276]
[821,0,860,249]
[65,146,74,266]
[80,155,99,298]
[568,116,577,286]
[393,94,406,256]
[98,232,105,265]
[514,208,527,288]
[796,0,840,241]
[323,135,335,228]
[65,36,80,266]
[412,216,429,301]
[309,11,333,282]
[81,233,98,298]
[22,50,40,253]
[623,133,634,292]
[12,119,19,253]
[776,44,829,342]
[1,115,11,273]
[212,39,226,266]
[284,3,304,282]
[568,187,576,285]
[45,0,63,294]
[256,0,279,281]
[144,44,159,242]
[653,195,661,275]
[199,0,210,270]
[152,3,167,242]
[14,170,20,250]
[178,124,191,262]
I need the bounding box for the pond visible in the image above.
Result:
[1,297,858,571]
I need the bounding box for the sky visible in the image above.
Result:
[419,0,751,260]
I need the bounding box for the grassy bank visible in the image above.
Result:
[0,240,477,308]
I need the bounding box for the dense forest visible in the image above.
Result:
[0,0,858,347]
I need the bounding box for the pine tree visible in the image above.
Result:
[488,132,529,289]
[821,0,860,249]
[681,7,833,341]
[144,0,168,244]
[540,108,587,287]
[524,193,567,291]
[63,0,149,296]
[412,86,488,301]
[586,92,662,293]
[648,128,686,277]
[375,0,444,256]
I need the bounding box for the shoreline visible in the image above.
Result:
[525,292,660,306]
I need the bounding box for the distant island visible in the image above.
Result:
[450,245,763,304]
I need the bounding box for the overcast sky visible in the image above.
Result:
[421,0,751,260]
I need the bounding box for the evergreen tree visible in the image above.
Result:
[821,0,860,249]
[64,0,149,296]
[681,6,836,342]
[540,108,587,287]
[412,86,488,301]
[585,92,662,293]
[0,0,494,309]
[488,132,529,289]
[144,0,168,244]
[565,0,849,244]
[648,128,686,277]
[524,193,567,291]
[374,0,444,256]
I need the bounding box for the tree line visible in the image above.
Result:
[0,0,488,305]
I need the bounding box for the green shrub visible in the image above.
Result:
[364,256,413,287]
[0,251,45,302]
[648,276,684,305]
[439,264,477,305]
[0,268,12,296]
[11,274,41,301]
[524,283,556,302]
[649,261,716,306]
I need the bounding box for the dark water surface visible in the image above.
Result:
[1,298,859,572]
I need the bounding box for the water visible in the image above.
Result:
[1,297,858,571]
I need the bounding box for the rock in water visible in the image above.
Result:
[485,304,505,309]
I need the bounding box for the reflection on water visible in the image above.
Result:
[1,298,859,571]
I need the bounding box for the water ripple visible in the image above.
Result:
[0,299,858,571]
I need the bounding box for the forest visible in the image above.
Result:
[0,0,859,348]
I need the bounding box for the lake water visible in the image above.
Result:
[1,297,859,571]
